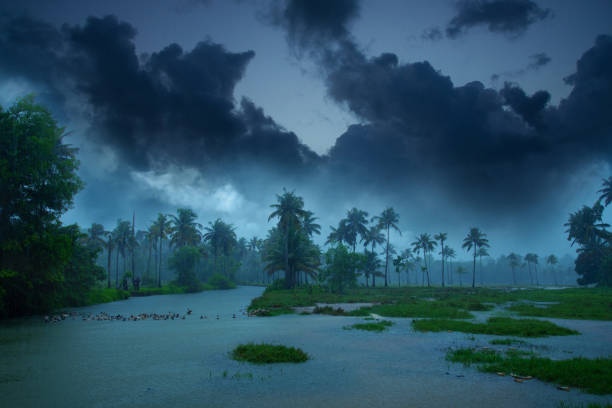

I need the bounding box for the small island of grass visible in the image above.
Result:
[344,320,394,332]
[231,343,309,364]
[412,317,579,337]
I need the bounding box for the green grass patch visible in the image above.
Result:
[344,320,394,332]
[507,298,612,321]
[231,343,309,364]
[489,338,528,345]
[87,288,130,304]
[448,348,612,395]
[412,317,579,337]
[349,301,473,319]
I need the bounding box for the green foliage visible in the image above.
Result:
[344,320,394,332]
[168,245,200,292]
[350,301,473,319]
[87,288,130,304]
[208,273,236,290]
[412,317,579,337]
[320,244,359,293]
[448,348,612,395]
[489,338,527,345]
[231,343,309,364]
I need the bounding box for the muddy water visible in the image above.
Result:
[1,286,610,408]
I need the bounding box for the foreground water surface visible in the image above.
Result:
[1,286,610,408]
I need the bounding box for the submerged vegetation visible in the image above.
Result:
[413,317,579,337]
[448,348,612,395]
[231,343,309,364]
[344,320,394,332]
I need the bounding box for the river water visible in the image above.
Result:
[1,286,610,407]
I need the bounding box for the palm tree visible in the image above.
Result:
[412,233,436,287]
[393,255,405,287]
[203,219,237,277]
[565,202,610,248]
[525,253,540,286]
[477,246,489,286]
[102,230,114,288]
[462,227,489,288]
[263,226,319,285]
[598,176,612,206]
[268,190,307,288]
[143,227,157,284]
[169,208,202,248]
[445,247,456,285]
[456,266,467,287]
[362,225,385,287]
[86,223,106,249]
[326,219,348,247]
[434,233,447,287]
[372,207,401,287]
[401,249,416,286]
[344,208,369,253]
[302,210,321,237]
[546,254,559,285]
[507,253,521,286]
[112,220,131,288]
[152,213,171,288]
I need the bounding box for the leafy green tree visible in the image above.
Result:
[302,210,321,237]
[0,96,88,316]
[360,250,380,287]
[321,245,359,293]
[263,226,319,286]
[434,233,447,287]
[372,207,401,287]
[169,208,202,248]
[343,208,369,253]
[204,218,237,278]
[598,176,612,207]
[168,246,200,291]
[462,227,489,288]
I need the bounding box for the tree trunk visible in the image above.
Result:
[107,244,112,289]
[441,241,445,288]
[384,225,390,287]
[472,247,476,288]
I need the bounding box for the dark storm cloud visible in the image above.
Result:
[446,0,551,38]
[267,0,360,51]
[0,14,319,176]
[490,51,551,81]
[500,83,550,129]
[528,52,551,69]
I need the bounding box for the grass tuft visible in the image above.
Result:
[231,343,309,364]
[448,347,612,395]
[412,317,579,337]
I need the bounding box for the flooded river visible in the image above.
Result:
[1,286,610,407]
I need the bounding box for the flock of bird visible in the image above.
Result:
[43,308,247,323]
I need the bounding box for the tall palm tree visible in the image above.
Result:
[102,230,114,288]
[152,213,171,288]
[268,190,307,288]
[302,210,321,237]
[86,223,106,249]
[401,249,416,286]
[546,254,559,285]
[462,227,489,288]
[326,219,348,247]
[169,208,202,248]
[434,232,447,287]
[445,247,456,285]
[412,233,436,287]
[344,208,369,253]
[203,219,237,277]
[362,225,385,287]
[525,253,540,286]
[393,255,405,287]
[372,207,401,287]
[477,246,489,286]
[598,176,612,207]
[112,220,131,288]
[507,253,521,286]
[565,202,610,248]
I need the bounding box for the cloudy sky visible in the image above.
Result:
[1,0,611,259]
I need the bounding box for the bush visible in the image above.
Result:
[231,343,309,364]
[208,273,236,290]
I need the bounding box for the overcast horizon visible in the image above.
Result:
[1,0,611,260]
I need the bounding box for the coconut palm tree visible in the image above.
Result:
[456,265,467,287]
[203,219,237,278]
[434,233,447,287]
[598,176,612,207]
[268,190,307,288]
[445,247,456,285]
[507,253,521,286]
[393,255,405,287]
[462,227,489,288]
[152,213,171,288]
[525,253,540,286]
[372,208,401,287]
[477,246,489,286]
[169,208,202,248]
[565,202,610,248]
[546,254,559,285]
[102,230,114,288]
[412,233,436,287]
[302,210,321,237]
[344,208,369,253]
[86,223,106,249]
[362,225,385,287]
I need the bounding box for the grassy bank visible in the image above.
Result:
[231,343,309,364]
[448,347,612,395]
[87,288,130,304]
[412,317,579,337]
[248,286,612,320]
